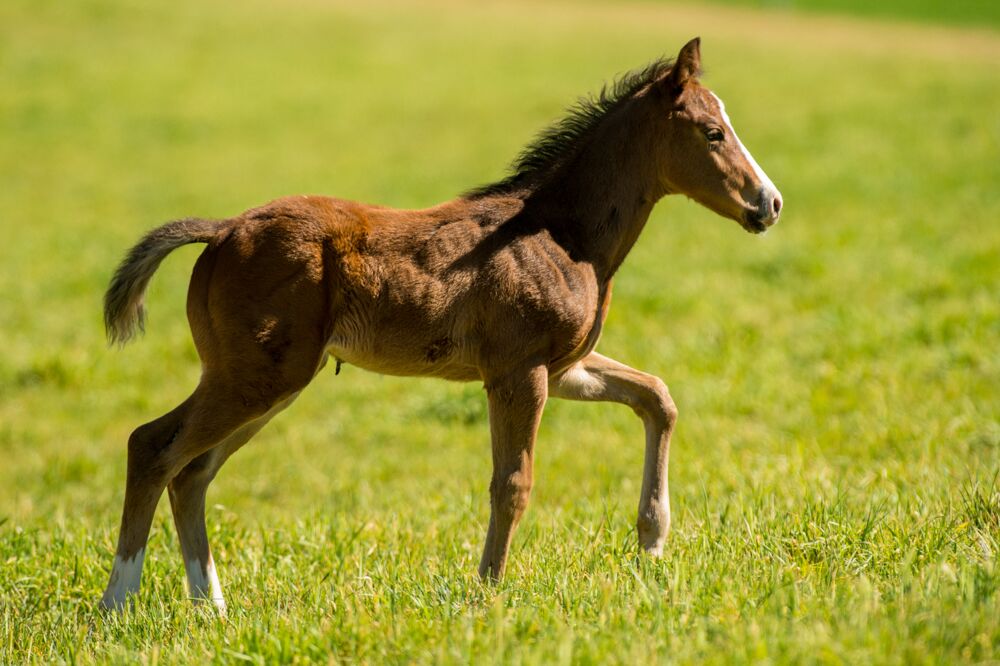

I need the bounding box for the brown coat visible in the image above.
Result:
[100,37,782,611]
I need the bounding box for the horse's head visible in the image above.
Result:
[652,38,782,233]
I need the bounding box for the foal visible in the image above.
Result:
[101,37,781,611]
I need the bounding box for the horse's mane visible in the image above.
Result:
[465,57,674,199]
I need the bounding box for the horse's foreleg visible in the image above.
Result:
[479,364,548,581]
[550,352,677,555]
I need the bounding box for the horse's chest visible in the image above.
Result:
[546,280,611,375]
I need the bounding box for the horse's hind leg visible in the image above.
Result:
[550,352,678,555]
[100,398,193,610]
[167,447,227,611]
[100,385,275,610]
[167,391,300,613]
[101,226,331,610]
[100,377,314,611]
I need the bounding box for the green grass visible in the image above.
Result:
[687,0,1000,30]
[2,0,999,662]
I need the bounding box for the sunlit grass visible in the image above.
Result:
[1,0,998,662]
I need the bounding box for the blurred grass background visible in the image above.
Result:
[1,0,998,662]
[686,0,1000,29]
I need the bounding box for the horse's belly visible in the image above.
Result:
[325,332,482,382]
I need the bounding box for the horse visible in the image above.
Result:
[99,37,782,612]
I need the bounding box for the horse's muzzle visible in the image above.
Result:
[742,189,782,234]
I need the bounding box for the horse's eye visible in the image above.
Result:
[705,128,724,143]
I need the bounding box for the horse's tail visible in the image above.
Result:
[104,217,230,346]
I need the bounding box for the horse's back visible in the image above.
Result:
[186,193,604,382]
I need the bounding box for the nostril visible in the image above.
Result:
[773,195,783,215]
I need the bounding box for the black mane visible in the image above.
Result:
[465,57,674,199]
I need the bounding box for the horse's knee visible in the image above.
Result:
[491,471,533,517]
[655,379,679,426]
[635,376,678,431]
[511,478,533,516]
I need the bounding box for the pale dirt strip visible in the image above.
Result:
[261,0,1000,64]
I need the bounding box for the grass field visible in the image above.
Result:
[2,0,999,662]
[690,0,1000,30]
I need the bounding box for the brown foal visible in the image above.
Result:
[100,38,782,612]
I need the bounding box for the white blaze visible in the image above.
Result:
[710,92,779,197]
[101,547,145,610]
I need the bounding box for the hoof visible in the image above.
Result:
[98,592,129,613]
[191,596,228,618]
[478,562,504,583]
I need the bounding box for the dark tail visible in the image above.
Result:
[104,217,229,346]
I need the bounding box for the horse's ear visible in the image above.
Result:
[665,37,702,91]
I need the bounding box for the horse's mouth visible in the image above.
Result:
[742,209,778,234]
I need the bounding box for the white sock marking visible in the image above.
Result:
[101,547,145,609]
[186,556,226,613]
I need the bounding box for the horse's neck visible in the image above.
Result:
[533,102,664,281]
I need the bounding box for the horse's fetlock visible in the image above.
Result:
[636,502,670,552]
